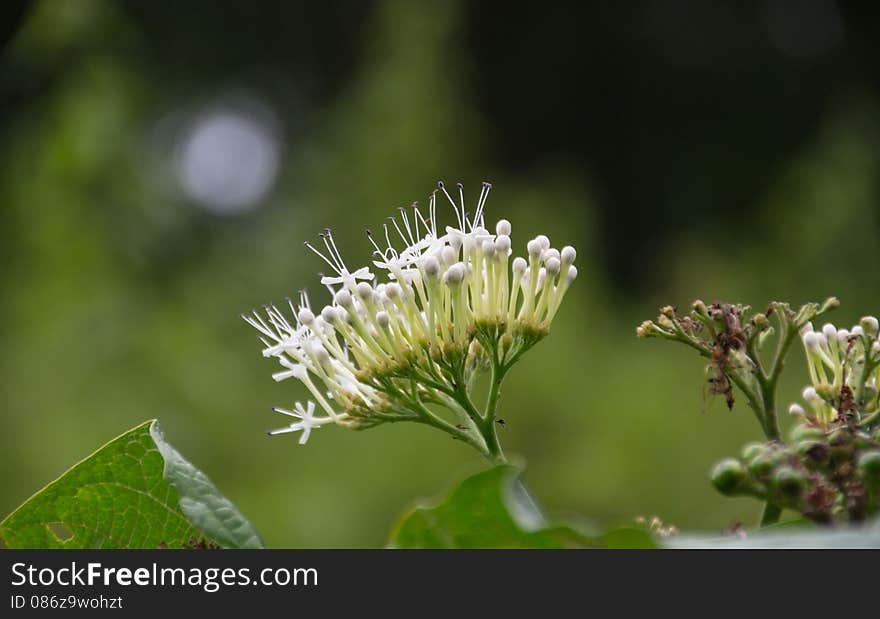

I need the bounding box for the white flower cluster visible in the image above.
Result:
[791,317,880,425]
[244,182,578,446]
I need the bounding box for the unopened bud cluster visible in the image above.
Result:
[243,182,577,458]
[712,424,880,523]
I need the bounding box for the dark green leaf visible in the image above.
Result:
[0,420,263,549]
[388,465,656,549]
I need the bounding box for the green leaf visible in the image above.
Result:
[0,420,263,549]
[388,465,656,549]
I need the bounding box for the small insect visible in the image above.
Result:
[454,424,468,430]
[495,418,507,428]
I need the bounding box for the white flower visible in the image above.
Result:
[244,181,579,451]
[267,401,331,445]
[796,318,880,426]
[304,229,374,289]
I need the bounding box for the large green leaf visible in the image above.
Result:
[388,465,656,549]
[0,420,263,549]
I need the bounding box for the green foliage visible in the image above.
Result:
[388,465,656,549]
[0,420,262,549]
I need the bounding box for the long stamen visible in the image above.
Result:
[438,181,463,230]
[366,229,384,256]
[475,181,492,228]
[322,229,348,272]
[304,241,341,275]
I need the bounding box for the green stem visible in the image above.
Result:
[479,363,509,463]
[760,502,782,527]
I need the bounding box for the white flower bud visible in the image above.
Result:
[543,248,560,263]
[821,323,837,341]
[312,343,330,364]
[512,256,528,276]
[356,282,374,301]
[536,234,550,250]
[423,256,441,278]
[321,305,338,323]
[837,329,850,343]
[494,234,511,254]
[561,246,576,265]
[852,325,864,338]
[334,290,352,308]
[496,219,511,236]
[545,257,561,275]
[298,308,315,325]
[802,386,819,402]
[443,262,466,285]
[376,311,390,329]
[481,240,495,257]
[527,239,542,259]
[385,282,402,299]
[873,340,880,354]
[441,246,457,266]
[861,316,879,335]
[802,331,821,349]
[788,403,805,417]
[536,267,547,288]
[566,265,578,284]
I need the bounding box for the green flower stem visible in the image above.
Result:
[761,502,783,527]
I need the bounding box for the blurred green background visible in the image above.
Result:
[2,0,880,547]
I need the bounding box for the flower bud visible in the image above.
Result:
[512,256,528,276]
[298,308,315,325]
[821,323,837,340]
[796,440,829,463]
[443,262,466,286]
[561,246,576,265]
[441,246,457,266]
[385,282,402,299]
[803,331,821,349]
[423,256,441,278]
[802,386,819,402]
[321,305,339,324]
[312,343,330,365]
[565,266,578,284]
[376,311,390,329]
[740,442,766,461]
[788,403,805,417]
[692,299,708,317]
[535,234,550,250]
[858,450,880,483]
[790,424,824,442]
[545,257,561,276]
[495,235,511,254]
[748,453,776,478]
[356,282,374,301]
[496,219,511,236]
[837,329,850,343]
[851,325,864,338]
[773,466,805,498]
[861,316,879,336]
[711,458,748,495]
[828,428,854,458]
[815,383,836,400]
[527,239,542,259]
[335,289,353,308]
